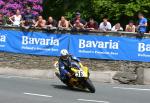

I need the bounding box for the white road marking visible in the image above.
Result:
[0,75,40,80]
[24,92,53,98]
[113,87,150,91]
[77,99,110,103]
[0,75,10,78]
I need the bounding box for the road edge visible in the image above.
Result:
[0,67,116,83]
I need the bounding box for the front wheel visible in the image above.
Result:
[85,79,95,93]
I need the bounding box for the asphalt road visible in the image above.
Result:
[0,75,150,103]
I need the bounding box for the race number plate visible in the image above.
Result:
[75,70,86,77]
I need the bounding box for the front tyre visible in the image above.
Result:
[85,79,95,93]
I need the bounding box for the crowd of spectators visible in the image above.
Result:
[0,10,148,35]
[0,0,148,36]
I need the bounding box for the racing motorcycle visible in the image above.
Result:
[54,58,96,93]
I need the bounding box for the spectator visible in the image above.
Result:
[21,7,35,29]
[73,19,84,30]
[0,13,3,25]
[99,18,111,32]
[34,16,46,28]
[70,12,86,27]
[9,9,22,26]
[125,20,136,32]
[111,23,123,31]
[137,13,148,38]
[58,16,69,30]
[46,16,57,29]
[86,18,99,30]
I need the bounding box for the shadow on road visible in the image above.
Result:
[51,84,90,93]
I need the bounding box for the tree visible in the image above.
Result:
[43,0,93,20]
[43,0,150,27]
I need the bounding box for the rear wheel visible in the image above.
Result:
[85,79,95,93]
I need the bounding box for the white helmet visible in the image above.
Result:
[60,49,69,56]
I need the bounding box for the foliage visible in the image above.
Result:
[0,0,43,16]
[43,0,93,20]
[1,0,150,26]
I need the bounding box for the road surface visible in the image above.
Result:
[0,75,150,103]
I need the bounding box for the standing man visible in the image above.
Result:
[138,13,148,38]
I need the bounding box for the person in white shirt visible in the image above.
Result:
[111,23,123,31]
[99,18,111,31]
[9,9,22,26]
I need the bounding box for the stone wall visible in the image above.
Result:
[1,52,150,84]
[0,52,126,71]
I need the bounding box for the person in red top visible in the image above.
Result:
[86,18,98,30]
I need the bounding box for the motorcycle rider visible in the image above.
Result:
[55,49,95,93]
[57,49,80,84]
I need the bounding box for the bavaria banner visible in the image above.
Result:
[0,31,6,51]
[0,29,150,62]
[69,35,150,62]
[0,30,69,56]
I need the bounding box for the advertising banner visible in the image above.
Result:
[69,35,150,62]
[1,29,150,62]
[0,30,69,56]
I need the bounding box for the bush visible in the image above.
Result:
[0,0,43,17]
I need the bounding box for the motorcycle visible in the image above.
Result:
[54,59,96,93]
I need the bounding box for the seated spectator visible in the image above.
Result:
[34,16,46,28]
[99,18,111,32]
[86,18,98,30]
[58,16,69,30]
[125,20,136,32]
[0,13,3,25]
[111,23,123,31]
[21,7,35,29]
[46,16,57,29]
[70,12,86,27]
[73,19,84,30]
[9,9,22,26]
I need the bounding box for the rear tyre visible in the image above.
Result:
[85,79,95,93]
